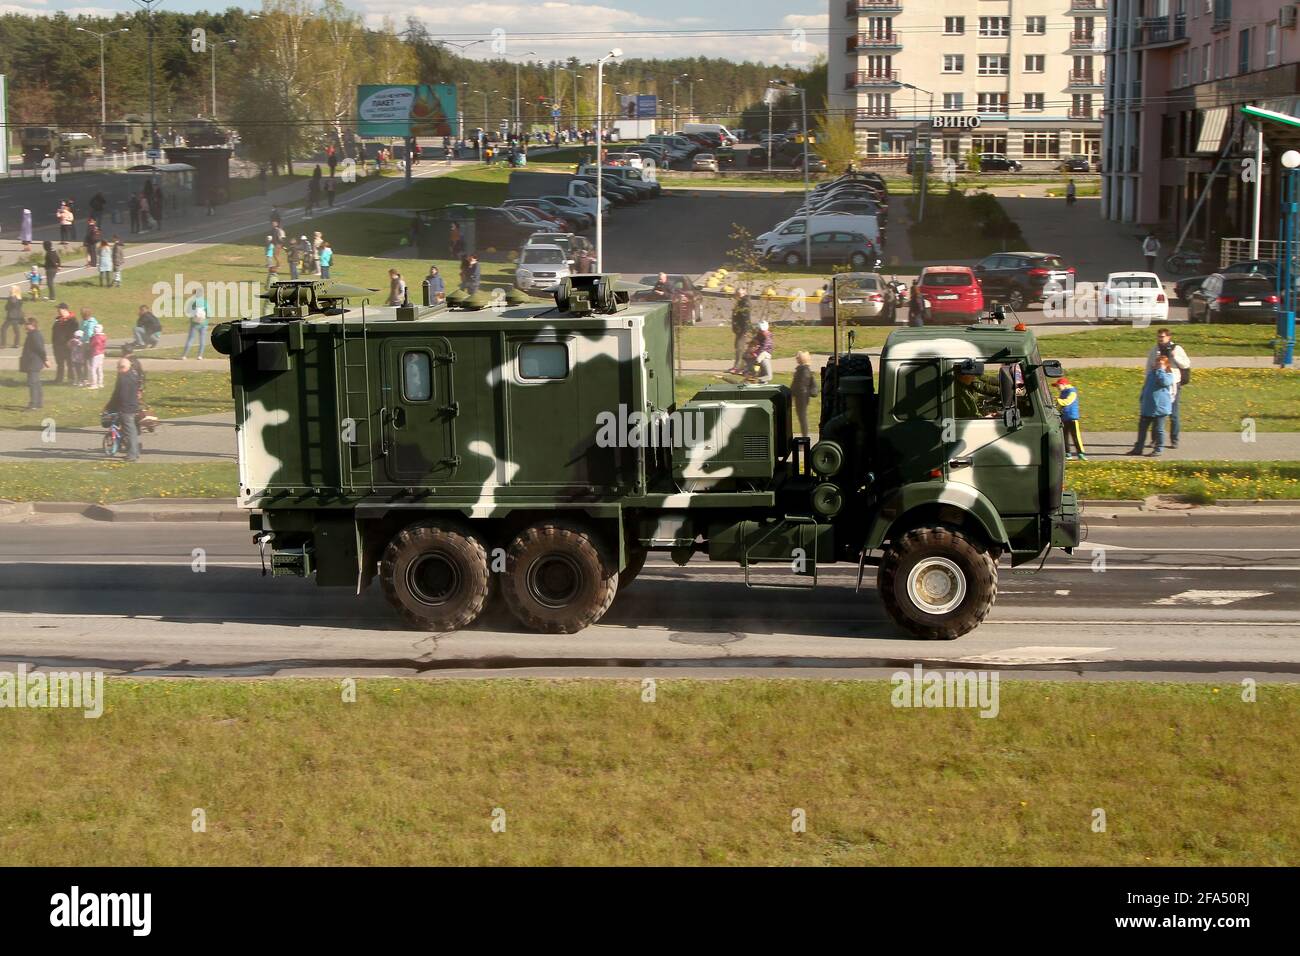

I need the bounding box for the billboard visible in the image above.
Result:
[618,94,658,120]
[357,84,457,137]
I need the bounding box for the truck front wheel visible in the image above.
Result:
[502,522,618,633]
[380,521,493,631]
[878,526,997,640]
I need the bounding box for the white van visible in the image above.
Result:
[757,214,880,255]
[683,123,738,145]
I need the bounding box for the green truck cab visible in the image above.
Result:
[212,276,1078,639]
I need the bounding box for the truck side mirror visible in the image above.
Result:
[998,366,1022,430]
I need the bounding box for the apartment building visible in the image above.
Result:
[1104,0,1300,236]
[827,1,1106,165]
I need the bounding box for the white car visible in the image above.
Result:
[1097,271,1168,323]
[515,244,571,295]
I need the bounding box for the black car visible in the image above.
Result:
[978,153,1023,173]
[1187,272,1280,324]
[1175,258,1284,303]
[1058,154,1091,173]
[972,251,1075,310]
[573,175,638,204]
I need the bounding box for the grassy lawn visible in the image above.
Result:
[1040,324,1276,358]
[2,679,1295,866]
[0,369,233,430]
[1065,367,1300,432]
[1065,460,1300,502]
[363,165,511,209]
[677,325,890,362]
[0,461,236,503]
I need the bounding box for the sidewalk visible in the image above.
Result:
[0,413,234,462]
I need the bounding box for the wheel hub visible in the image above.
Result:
[905,558,967,615]
[527,554,582,608]
[407,552,460,606]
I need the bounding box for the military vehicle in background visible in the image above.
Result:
[212,276,1079,640]
[181,117,230,147]
[102,116,149,152]
[20,126,60,166]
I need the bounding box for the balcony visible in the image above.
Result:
[845,70,902,90]
[1067,0,1107,11]
[1069,107,1096,119]
[845,0,904,15]
[1138,14,1188,46]
[1068,70,1106,87]
[1068,31,1098,50]
[856,107,899,120]
[848,33,903,53]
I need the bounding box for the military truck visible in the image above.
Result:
[103,116,148,152]
[212,276,1079,639]
[20,126,59,166]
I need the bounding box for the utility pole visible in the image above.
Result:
[770,79,810,268]
[595,48,622,272]
[131,0,163,151]
[76,27,130,129]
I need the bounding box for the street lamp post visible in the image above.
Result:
[595,48,622,272]
[131,0,164,151]
[688,76,703,122]
[671,73,687,129]
[902,82,935,223]
[508,51,537,140]
[75,27,130,128]
[770,79,810,268]
[210,38,237,121]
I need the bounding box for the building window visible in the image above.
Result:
[864,93,893,116]
[1025,16,1046,35]
[972,134,1008,155]
[942,54,965,73]
[1189,47,1200,84]
[1266,22,1279,66]
[1024,93,1044,111]
[1024,54,1045,73]
[979,17,1010,37]
[1201,43,1211,81]
[978,55,1009,76]
[977,93,1009,114]
[943,93,964,111]
[867,17,892,38]
[1238,28,1252,74]
[1023,133,1060,158]
[1071,94,1094,118]
[944,16,965,35]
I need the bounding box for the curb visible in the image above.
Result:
[0,498,245,523]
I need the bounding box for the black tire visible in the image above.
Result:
[501,521,618,633]
[102,431,120,457]
[1006,287,1026,311]
[380,521,492,631]
[784,252,801,266]
[877,526,997,640]
[618,547,648,591]
[850,252,868,267]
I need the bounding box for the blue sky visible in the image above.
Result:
[18,1,831,64]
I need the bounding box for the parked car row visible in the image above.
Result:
[755,171,890,266]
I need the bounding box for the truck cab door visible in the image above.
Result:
[383,338,458,484]
[946,361,1043,517]
[877,360,944,485]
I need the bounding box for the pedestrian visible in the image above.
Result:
[318,241,333,279]
[326,144,338,177]
[138,189,155,231]
[265,235,280,284]
[181,290,209,359]
[307,166,321,218]
[50,304,76,383]
[298,235,316,275]
[56,201,74,248]
[26,265,42,301]
[324,175,336,207]
[42,239,61,301]
[89,191,107,220]
[1055,377,1086,460]
[19,317,49,410]
[111,235,125,287]
[83,217,101,267]
[449,221,465,260]
[387,268,407,306]
[128,192,141,234]
[258,166,268,195]
[68,330,87,386]
[286,238,302,280]
[104,357,142,461]
[312,232,325,272]
[728,287,751,373]
[79,306,98,342]
[743,319,774,382]
[463,255,480,295]
[1148,327,1191,449]
[424,264,445,304]
[19,208,33,252]
[1129,353,1176,457]
[87,322,107,389]
[791,350,820,438]
[97,239,113,286]
[2,285,24,348]
[1142,231,1160,273]
[133,304,162,348]
[1065,178,1077,206]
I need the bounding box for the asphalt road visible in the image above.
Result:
[1,522,1296,681]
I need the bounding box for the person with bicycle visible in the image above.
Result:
[104,357,142,461]
[1142,231,1160,272]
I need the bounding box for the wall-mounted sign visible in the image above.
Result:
[932,116,983,130]
[357,84,457,137]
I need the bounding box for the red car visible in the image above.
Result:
[912,266,985,323]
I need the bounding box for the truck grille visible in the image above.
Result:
[743,434,769,460]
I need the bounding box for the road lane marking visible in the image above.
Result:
[1153,590,1273,606]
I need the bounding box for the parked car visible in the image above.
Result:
[1058,154,1091,173]
[765,230,880,268]
[515,244,571,295]
[1174,257,1288,303]
[630,273,706,325]
[972,251,1076,310]
[500,205,567,231]
[692,153,719,172]
[525,232,592,267]
[502,198,590,232]
[603,152,643,169]
[912,266,985,323]
[1097,271,1168,324]
[978,153,1023,173]
[1187,272,1281,323]
[792,153,828,173]
[818,273,896,325]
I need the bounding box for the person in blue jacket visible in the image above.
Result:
[1128,353,1175,457]
[1055,377,1086,460]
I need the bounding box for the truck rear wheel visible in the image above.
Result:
[877,526,997,640]
[502,522,618,633]
[380,521,493,631]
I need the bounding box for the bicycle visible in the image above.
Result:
[101,410,155,458]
